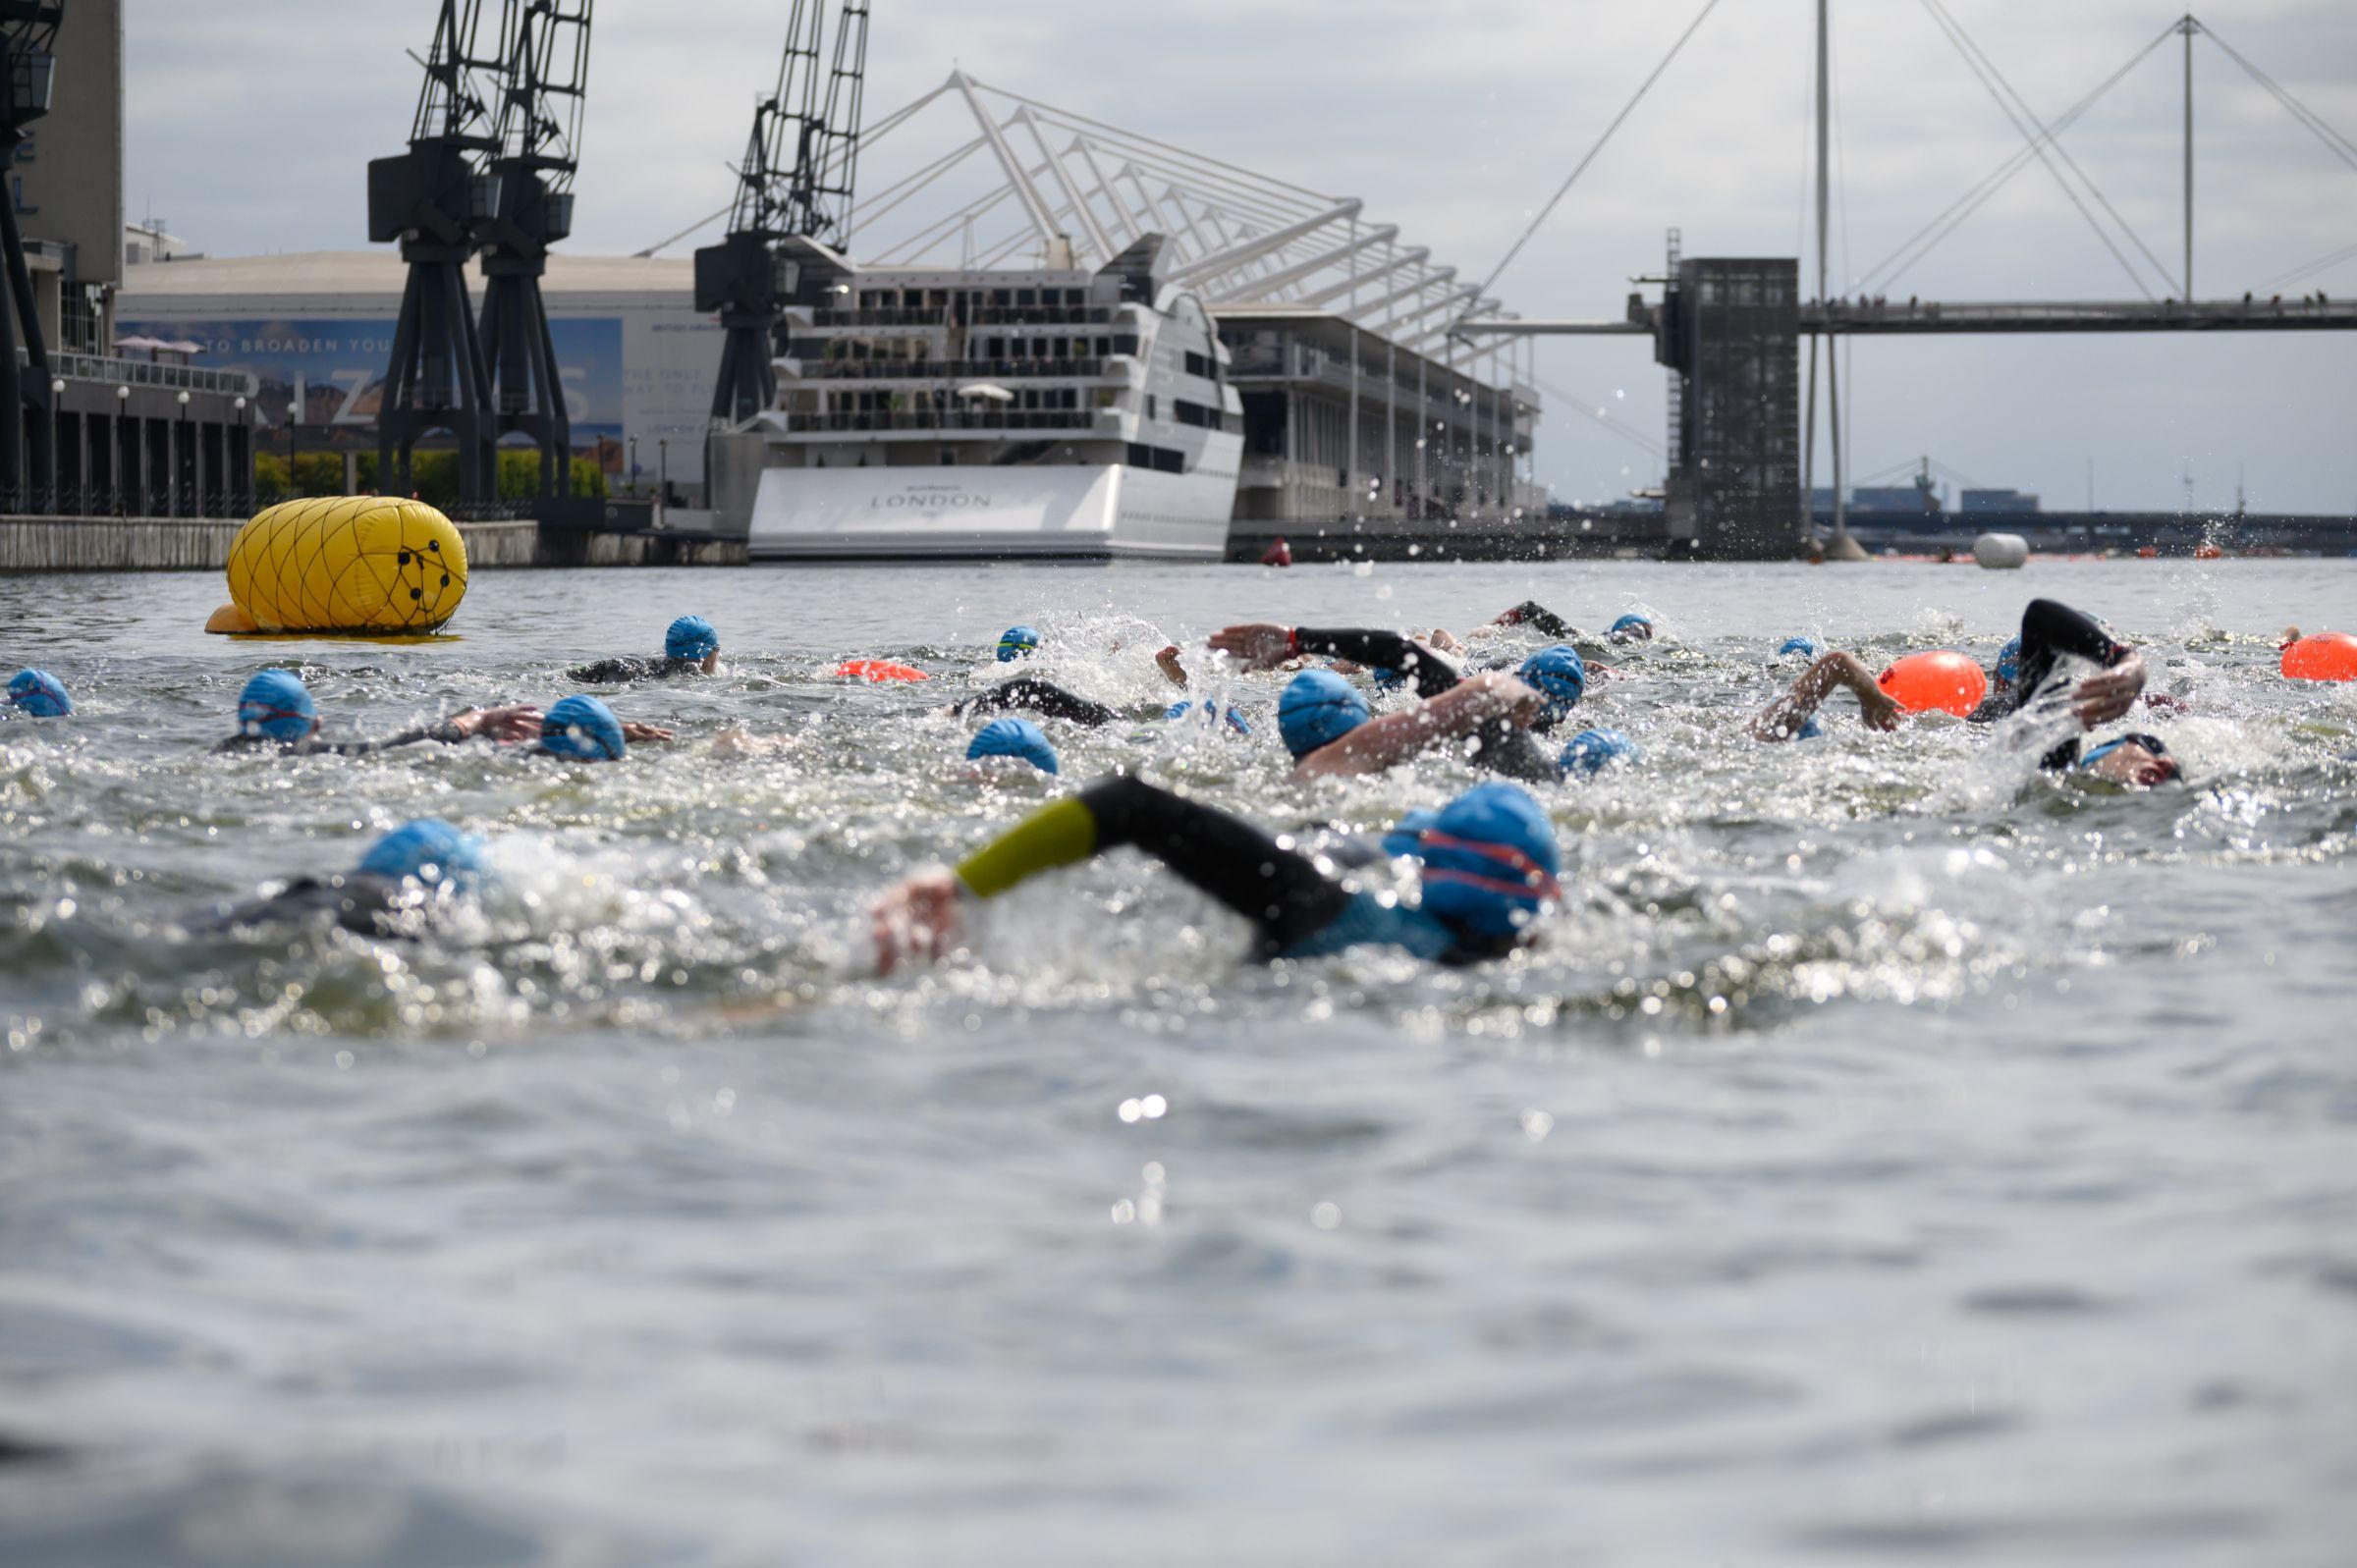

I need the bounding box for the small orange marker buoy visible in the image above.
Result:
[2136,546,2159,559]
[834,659,930,682]
[1876,650,1989,717]
[203,602,258,634]
[2193,543,2223,560]
[2281,632,2357,682]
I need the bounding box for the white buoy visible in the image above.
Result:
[1973,532,2029,569]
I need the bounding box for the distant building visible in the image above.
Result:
[123,221,194,267]
[1852,485,1933,513]
[1961,488,2039,514]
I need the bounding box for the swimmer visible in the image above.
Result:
[2075,731,2180,787]
[534,694,673,761]
[995,625,1041,663]
[1966,635,2020,722]
[949,676,1124,728]
[871,776,1560,973]
[566,615,722,683]
[1275,666,1556,783]
[6,669,71,717]
[1488,604,1653,647]
[1970,598,2150,768]
[217,669,543,755]
[207,818,484,938]
[1776,636,1824,663]
[1216,622,1582,776]
[1749,651,1903,741]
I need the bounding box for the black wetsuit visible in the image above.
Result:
[566,655,705,683]
[207,874,428,938]
[952,676,1125,728]
[1496,601,1587,641]
[213,719,473,757]
[1969,598,2131,768]
[1035,778,1508,965]
[1290,626,1561,783]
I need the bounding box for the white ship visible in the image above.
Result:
[732,235,1242,560]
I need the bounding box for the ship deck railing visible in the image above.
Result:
[775,409,1105,434]
[804,305,1130,330]
[795,356,1118,384]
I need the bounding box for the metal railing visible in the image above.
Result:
[796,355,1117,383]
[775,409,1103,434]
[805,305,1124,329]
[0,483,258,519]
[34,348,259,398]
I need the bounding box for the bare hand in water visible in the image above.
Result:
[1856,683,1903,732]
[873,869,963,974]
[1155,644,1188,687]
[1207,623,1294,670]
[621,721,676,743]
[2072,652,2146,727]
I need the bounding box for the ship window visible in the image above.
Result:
[1095,337,1111,356]
[1016,289,1037,306]
[1114,335,1139,355]
[1145,395,1157,420]
[940,449,958,465]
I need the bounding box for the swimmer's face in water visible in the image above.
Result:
[2088,740,2179,788]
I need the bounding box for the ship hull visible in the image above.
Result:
[746,445,1240,561]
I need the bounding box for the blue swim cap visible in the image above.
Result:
[666,615,719,661]
[1368,665,1407,691]
[2079,732,2169,772]
[1778,636,1822,661]
[1517,644,1587,726]
[1608,613,1654,641]
[357,818,486,890]
[6,668,71,717]
[1380,806,1441,860]
[966,717,1059,774]
[539,694,626,761]
[1559,728,1637,778]
[1277,669,1370,759]
[1163,700,1251,736]
[1794,715,1825,741]
[238,669,316,741]
[995,626,1041,663]
[1417,782,1562,938]
[1996,635,2021,684]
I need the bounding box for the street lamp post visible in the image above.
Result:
[175,389,192,517]
[114,384,130,516]
[232,396,248,515]
[48,377,64,514]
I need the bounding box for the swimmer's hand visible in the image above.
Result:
[1206,622,1295,670]
[2071,652,2146,728]
[1856,681,1903,732]
[1156,645,1188,687]
[872,869,963,974]
[711,724,794,756]
[453,703,544,742]
[620,721,676,744]
[1427,628,1464,654]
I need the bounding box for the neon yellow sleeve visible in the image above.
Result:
[954,796,1101,898]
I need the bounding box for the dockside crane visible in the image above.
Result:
[477,0,594,499]
[0,1,65,511]
[370,0,504,502]
[696,0,870,429]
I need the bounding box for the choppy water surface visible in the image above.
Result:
[3,559,2353,1565]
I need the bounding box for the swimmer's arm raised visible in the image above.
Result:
[1492,601,1581,639]
[1292,627,1462,696]
[1292,673,1539,780]
[1748,652,1898,742]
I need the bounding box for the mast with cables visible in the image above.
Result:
[695,1,870,430]
[370,0,503,502]
[476,0,594,499]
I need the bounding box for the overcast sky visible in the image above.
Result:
[126,1,2357,513]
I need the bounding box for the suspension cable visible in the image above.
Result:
[1468,0,1727,308]
[1531,375,1665,460]
[2197,21,2357,175]
[2255,239,2357,294]
[1858,23,2175,294]
[1913,0,2165,298]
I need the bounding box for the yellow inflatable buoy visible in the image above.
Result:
[203,602,258,635]
[224,496,469,634]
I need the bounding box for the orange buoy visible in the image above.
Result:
[834,659,930,682]
[2281,632,2357,682]
[203,602,258,635]
[1876,650,1989,717]
[2193,543,2223,560]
